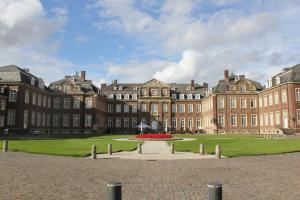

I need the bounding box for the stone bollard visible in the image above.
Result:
[2,140,8,152]
[137,143,142,154]
[91,145,97,159]
[171,143,174,154]
[108,144,112,155]
[199,144,204,156]
[215,144,221,159]
[107,182,122,200]
[207,182,222,200]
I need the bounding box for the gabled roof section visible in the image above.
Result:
[142,78,169,88]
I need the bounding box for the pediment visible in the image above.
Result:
[142,78,168,88]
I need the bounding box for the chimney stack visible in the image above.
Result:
[224,70,229,82]
[191,80,195,89]
[101,83,107,89]
[81,71,86,81]
[203,82,208,88]
[113,79,118,85]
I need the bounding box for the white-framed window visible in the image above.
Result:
[32,92,37,105]
[85,98,92,109]
[36,112,41,127]
[240,98,247,108]
[108,117,113,128]
[188,117,193,129]
[218,114,225,127]
[172,94,177,100]
[263,95,268,107]
[53,114,60,127]
[9,89,17,102]
[116,104,121,113]
[0,116,5,127]
[251,114,257,126]
[187,94,193,100]
[54,98,60,109]
[124,94,130,100]
[132,94,137,100]
[108,94,114,100]
[74,98,80,109]
[297,110,300,125]
[240,85,246,92]
[7,110,16,125]
[195,94,201,100]
[124,117,129,128]
[264,113,269,126]
[260,115,263,126]
[230,114,237,126]
[179,104,185,113]
[196,104,201,112]
[0,99,6,111]
[63,85,70,93]
[73,114,80,127]
[180,117,185,128]
[275,111,280,125]
[25,90,30,104]
[108,104,113,113]
[269,94,273,106]
[269,112,274,126]
[283,110,288,128]
[281,90,287,103]
[276,76,280,85]
[132,104,137,113]
[132,117,137,128]
[151,104,158,114]
[229,98,236,108]
[124,104,129,113]
[31,111,36,126]
[250,98,256,108]
[64,98,70,109]
[172,118,177,128]
[141,103,147,112]
[43,95,47,107]
[188,104,193,113]
[115,117,121,128]
[259,97,262,108]
[296,89,300,101]
[274,92,279,104]
[47,97,51,108]
[218,98,224,109]
[179,94,185,100]
[37,94,42,106]
[172,104,177,113]
[85,114,92,127]
[241,114,247,126]
[163,103,168,113]
[63,114,70,127]
[196,117,201,129]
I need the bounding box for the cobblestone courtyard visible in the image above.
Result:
[0,152,300,200]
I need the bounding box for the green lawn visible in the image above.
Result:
[0,135,141,157]
[172,134,300,157]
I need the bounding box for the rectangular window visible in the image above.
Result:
[250,98,256,108]
[24,110,28,128]
[85,114,92,127]
[37,94,42,106]
[274,92,279,104]
[188,117,193,129]
[7,110,16,125]
[25,90,30,104]
[151,104,158,114]
[108,104,113,113]
[141,104,147,112]
[32,92,37,105]
[296,110,300,125]
[163,104,168,113]
[269,112,274,126]
[218,114,224,127]
[85,98,92,109]
[9,89,17,102]
[218,98,224,108]
[281,90,287,103]
[0,99,6,110]
[62,114,69,127]
[124,104,129,113]
[116,104,121,113]
[108,117,113,128]
[283,110,288,128]
[36,112,41,127]
[0,116,5,127]
[151,89,158,96]
[54,98,60,109]
[42,113,46,127]
[251,114,257,126]
[180,117,185,128]
[196,117,201,129]
[240,98,247,108]
[269,94,273,106]
[172,104,177,113]
[132,104,137,113]
[275,111,280,125]
[179,104,185,113]
[260,115,263,126]
[132,117,137,128]
[188,104,193,113]
[116,117,121,128]
[241,114,247,126]
[124,117,129,128]
[196,104,201,112]
[73,114,80,127]
[229,98,236,108]
[264,113,269,126]
[259,97,262,108]
[64,98,70,109]
[296,89,300,101]
[172,118,177,128]
[230,115,236,126]
[53,114,60,127]
[73,98,80,109]
[47,114,51,127]
[264,95,268,107]
[47,97,51,108]
[31,111,36,126]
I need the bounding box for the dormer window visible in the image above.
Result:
[124,94,130,100]
[142,89,147,96]
[162,89,168,96]
[116,94,122,100]
[132,94,137,100]
[179,94,185,100]
[268,79,273,88]
[186,86,191,91]
[134,86,138,90]
[195,94,201,99]
[118,86,123,90]
[187,94,193,100]
[55,86,61,91]
[230,85,236,91]
[171,85,176,91]
[172,94,177,100]
[276,76,280,85]
[63,85,70,93]
[239,85,246,93]
[108,94,115,100]
[31,77,35,86]
[151,89,158,96]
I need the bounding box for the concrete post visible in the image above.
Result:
[91,145,96,159]
[199,144,204,156]
[215,144,221,159]
[107,182,122,200]
[171,143,174,154]
[137,143,142,154]
[207,182,222,200]
[2,140,8,152]
[108,144,112,155]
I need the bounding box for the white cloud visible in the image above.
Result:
[75,35,88,43]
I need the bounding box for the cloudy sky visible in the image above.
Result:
[0,0,300,87]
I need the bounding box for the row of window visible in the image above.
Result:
[218,114,258,127]
[107,93,202,100]
[260,110,288,127]
[217,97,257,109]
[259,90,287,107]
[52,98,92,109]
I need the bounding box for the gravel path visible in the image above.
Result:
[1,152,300,200]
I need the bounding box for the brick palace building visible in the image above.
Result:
[1,64,300,135]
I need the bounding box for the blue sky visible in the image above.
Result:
[0,0,300,87]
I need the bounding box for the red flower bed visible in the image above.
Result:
[136,133,173,139]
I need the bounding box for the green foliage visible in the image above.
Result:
[172,134,300,157]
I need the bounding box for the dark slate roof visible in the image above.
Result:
[49,75,99,94]
[272,64,300,84]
